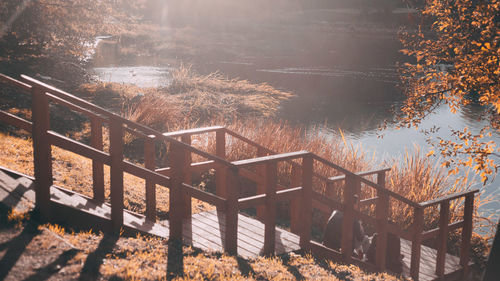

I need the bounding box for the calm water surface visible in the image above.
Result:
[92,9,499,224]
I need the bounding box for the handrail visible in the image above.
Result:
[0,110,32,132]
[224,128,271,154]
[311,154,420,208]
[0,73,32,92]
[328,168,391,183]
[163,126,224,137]
[232,150,310,167]
[419,189,479,208]
[20,75,237,170]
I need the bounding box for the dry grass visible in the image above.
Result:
[77,65,294,132]
[0,206,405,281]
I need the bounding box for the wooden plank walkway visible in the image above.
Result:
[181,210,301,258]
[401,239,464,281]
[0,167,466,280]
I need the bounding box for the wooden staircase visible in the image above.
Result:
[0,73,478,280]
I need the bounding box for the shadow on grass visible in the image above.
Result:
[281,253,306,280]
[236,256,256,277]
[79,234,118,281]
[167,238,184,280]
[312,254,354,281]
[0,220,41,280]
[23,248,79,281]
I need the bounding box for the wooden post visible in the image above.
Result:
[436,200,450,277]
[216,129,227,200]
[375,189,389,270]
[341,174,357,263]
[144,135,156,221]
[377,171,390,217]
[460,194,474,278]
[90,116,104,202]
[31,86,52,218]
[325,181,335,199]
[411,207,424,281]
[256,147,266,220]
[109,118,124,233]
[300,155,313,249]
[224,167,239,255]
[181,134,192,218]
[290,164,302,234]
[263,162,277,255]
[169,142,186,240]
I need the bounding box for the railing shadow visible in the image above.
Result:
[22,248,79,281]
[166,238,184,280]
[0,220,41,280]
[280,253,306,280]
[236,256,256,277]
[79,234,118,281]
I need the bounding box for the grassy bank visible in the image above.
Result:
[1,206,405,280]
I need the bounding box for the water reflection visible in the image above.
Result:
[92,66,172,88]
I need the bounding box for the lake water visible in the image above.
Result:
[92,9,499,224]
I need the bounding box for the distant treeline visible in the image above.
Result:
[138,0,410,26]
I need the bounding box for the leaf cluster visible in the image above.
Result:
[398,0,499,181]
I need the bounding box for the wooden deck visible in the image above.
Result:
[401,238,464,281]
[182,210,300,258]
[0,167,467,280]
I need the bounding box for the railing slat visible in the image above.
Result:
[31,86,52,218]
[169,142,185,240]
[410,207,424,281]
[181,183,225,209]
[0,73,32,91]
[290,164,302,234]
[460,194,474,278]
[238,193,266,209]
[328,168,391,183]
[122,161,170,187]
[144,135,156,221]
[436,200,450,277]
[341,175,358,263]
[181,134,192,218]
[232,151,310,167]
[375,189,389,270]
[109,118,124,233]
[311,191,343,213]
[256,147,266,221]
[0,110,32,132]
[420,189,479,208]
[48,131,110,164]
[162,126,223,137]
[422,220,465,241]
[224,168,239,255]
[91,116,105,202]
[155,160,216,176]
[263,162,277,255]
[300,155,313,249]
[216,129,227,201]
[276,186,303,202]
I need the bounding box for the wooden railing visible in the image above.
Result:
[0,73,478,280]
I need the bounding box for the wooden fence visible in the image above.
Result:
[0,73,478,280]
